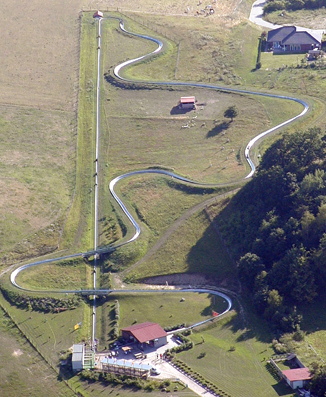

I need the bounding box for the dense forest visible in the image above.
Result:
[264,0,326,13]
[216,127,326,332]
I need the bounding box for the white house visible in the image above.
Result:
[282,368,311,389]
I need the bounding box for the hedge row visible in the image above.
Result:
[167,331,193,353]
[169,357,232,397]
[79,370,162,391]
[0,285,81,313]
[110,300,120,339]
[164,323,186,332]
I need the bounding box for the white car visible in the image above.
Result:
[151,367,160,375]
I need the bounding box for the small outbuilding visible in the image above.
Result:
[179,96,196,110]
[122,322,167,348]
[72,344,84,371]
[282,368,312,389]
[101,357,152,377]
[93,10,103,18]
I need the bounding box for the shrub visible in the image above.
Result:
[0,285,81,313]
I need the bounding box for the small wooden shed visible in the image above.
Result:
[179,96,196,109]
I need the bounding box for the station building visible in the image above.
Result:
[121,322,167,348]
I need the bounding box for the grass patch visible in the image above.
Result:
[98,292,228,349]
[0,106,75,267]
[0,291,92,370]
[15,257,89,291]
[73,377,197,397]
[0,306,75,397]
[264,8,326,30]
[125,205,236,282]
[178,310,296,397]
[60,13,98,252]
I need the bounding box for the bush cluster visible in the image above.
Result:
[104,72,158,91]
[169,358,231,397]
[79,370,161,391]
[110,300,120,339]
[0,286,81,313]
[168,331,193,353]
[263,0,326,14]
[164,323,185,332]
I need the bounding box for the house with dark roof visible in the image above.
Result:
[121,322,167,348]
[266,26,320,53]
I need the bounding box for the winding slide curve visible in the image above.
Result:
[8,13,311,338]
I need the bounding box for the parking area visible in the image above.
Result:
[94,334,179,374]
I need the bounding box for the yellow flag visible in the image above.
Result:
[74,324,80,330]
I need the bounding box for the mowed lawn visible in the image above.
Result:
[0,307,75,397]
[178,312,296,397]
[118,292,229,328]
[98,292,229,349]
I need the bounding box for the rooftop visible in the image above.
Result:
[101,357,152,371]
[180,96,196,103]
[282,368,311,382]
[267,26,296,43]
[122,322,167,343]
[283,31,320,45]
[93,10,103,18]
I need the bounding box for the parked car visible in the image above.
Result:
[151,367,161,375]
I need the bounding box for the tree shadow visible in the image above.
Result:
[170,105,195,115]
[206,121,230,138]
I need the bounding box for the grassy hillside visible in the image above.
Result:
[0,307,75,397]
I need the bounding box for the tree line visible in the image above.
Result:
[216,127,326,332]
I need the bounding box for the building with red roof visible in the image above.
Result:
[179,96,196,110]
[122,322,167,348]
[282,368,311,389]
[93,10,103,19]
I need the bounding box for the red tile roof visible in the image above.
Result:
[282,368,311,382]
[122,322,167,343]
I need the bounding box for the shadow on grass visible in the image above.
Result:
[206,121,230,138]
[166,179,217,195]
[170,105,194,115]
[299,295,326,333]
[58,365,74,382]
[271,382,293,396]
[186,221,236,280]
